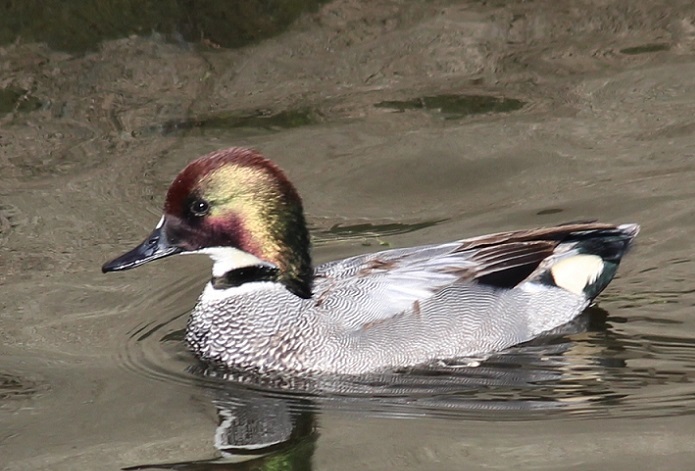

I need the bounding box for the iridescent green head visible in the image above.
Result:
[102,147,313,298]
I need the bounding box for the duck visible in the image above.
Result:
[102,147,639,375]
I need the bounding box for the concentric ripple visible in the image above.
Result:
[117,229,695,421]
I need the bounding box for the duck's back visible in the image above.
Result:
[189,223,638,375]
[305,222,638,373]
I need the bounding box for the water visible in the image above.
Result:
[2,1,695,469]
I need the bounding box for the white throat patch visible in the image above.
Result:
[184,246,273,277]
[200,279,280,303]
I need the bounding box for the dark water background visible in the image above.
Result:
[2,1,695,469]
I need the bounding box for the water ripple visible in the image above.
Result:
[118,301,695,422]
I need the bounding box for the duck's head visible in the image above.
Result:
[102,147,313,298]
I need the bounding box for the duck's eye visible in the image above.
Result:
[190,199,210,217]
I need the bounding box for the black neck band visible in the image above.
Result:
[211,265,280,290]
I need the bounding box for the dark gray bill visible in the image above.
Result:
[102,224,182,273]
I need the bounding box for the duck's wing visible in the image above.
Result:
[312,222,636,330]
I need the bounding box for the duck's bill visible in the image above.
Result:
[102,225,183,273]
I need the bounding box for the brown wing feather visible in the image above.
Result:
[461,241,558,288]
[455,222,617,251]
[450,222,630,289]
[469,242,557,277]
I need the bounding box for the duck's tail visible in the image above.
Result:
[533,223,640,300]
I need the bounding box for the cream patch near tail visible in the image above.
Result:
[550,254,605,295]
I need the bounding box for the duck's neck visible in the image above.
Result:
[212,260,312,299]
[274,212,313,298]
[200,235,313,299]
[211,264,280,290]
[243,204,313,298]
[200,201,314,297]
